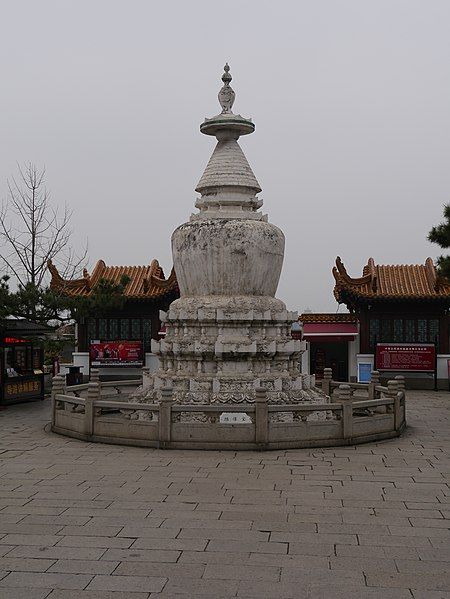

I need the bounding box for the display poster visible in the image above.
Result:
[90,340,143,367]
[358,363,372,383]
[376,343,435,372]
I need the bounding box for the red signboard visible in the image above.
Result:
[4,376,43,401]
[376,343,435,372]
[90,340,143,367]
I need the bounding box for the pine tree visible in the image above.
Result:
[428,204,450,280]
[66,275,131,321]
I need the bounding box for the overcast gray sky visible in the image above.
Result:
[1,0,449,312]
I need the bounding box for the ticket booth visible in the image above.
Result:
[0,334,45,405]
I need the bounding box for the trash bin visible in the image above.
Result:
[66,365,83,386]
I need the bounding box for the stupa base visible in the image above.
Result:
[127,295,330,420]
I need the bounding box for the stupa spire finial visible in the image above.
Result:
[218,62,235,114]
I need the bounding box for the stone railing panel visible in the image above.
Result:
[51,376,407,450]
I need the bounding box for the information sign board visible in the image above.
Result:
[376,343,435,372]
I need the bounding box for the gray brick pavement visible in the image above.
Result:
[0,389,448,598]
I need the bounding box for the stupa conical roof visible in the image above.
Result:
[195,139,261,193]
[196,63,261,196]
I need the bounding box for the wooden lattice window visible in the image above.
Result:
[131,319,141,340]
[369,319,380,350]
[98,319,107,340]
[381,319,391,342]
[393,319,404,343]
[87,318,97,341]
[405,319,415,342]
[418,319,427,342]
[429,319,439,344]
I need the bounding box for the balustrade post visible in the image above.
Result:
[393,375,405,431]
[386,379,398,398]
[89,368,102,413]
[338,384,352,402]
[393,393,402,431]
[142,366,151,389]
[322,368,332,396]
[159,388,173,448]
[255,387,268,448]
[90,368,100,387]
[84,382,98,436]
[338,384,353,440]
[386,379,399,419]
[369,370,380,400]
[51,374,65,423]
[342,403,353,439]
[394,375,405,393]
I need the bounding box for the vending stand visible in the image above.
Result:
[0,324,45,405]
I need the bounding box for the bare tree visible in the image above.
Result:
[0,162,87,287]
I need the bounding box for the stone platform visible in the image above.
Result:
[0,390,448,598]
[142,296,314,406]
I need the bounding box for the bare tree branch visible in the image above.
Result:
[0,162,88,306]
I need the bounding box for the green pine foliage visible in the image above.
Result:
[0,273,131,326]
[66,275,131,320]
[428,204,450,280]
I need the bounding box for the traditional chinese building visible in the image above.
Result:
[49,259,179,378]
[331,256,450,388]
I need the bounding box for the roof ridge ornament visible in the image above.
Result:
[425,257,439,291]
[218,63,235,114]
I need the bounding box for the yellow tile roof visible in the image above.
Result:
[333,256,450,302]
[48,259,178,300]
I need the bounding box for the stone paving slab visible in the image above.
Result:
[0,390,448,597]
[0,589,53,599]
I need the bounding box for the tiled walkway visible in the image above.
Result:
[0,390,449,598]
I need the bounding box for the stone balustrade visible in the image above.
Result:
[51,373,406,450]
[53,370,140,400]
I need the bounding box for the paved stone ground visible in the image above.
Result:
[0,390,449,599]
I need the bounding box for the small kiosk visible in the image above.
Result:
[0,320,47,405]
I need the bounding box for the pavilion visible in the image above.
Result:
[302,256,450,388]
[48,258,179,377]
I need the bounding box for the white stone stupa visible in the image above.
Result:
[138,64,325,408]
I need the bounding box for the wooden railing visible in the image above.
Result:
[50,370,406,451]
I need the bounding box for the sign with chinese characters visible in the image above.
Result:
[4,377,43,401]
[4,337,27,344]
[376,343,435,372]
[90,341,143,367]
